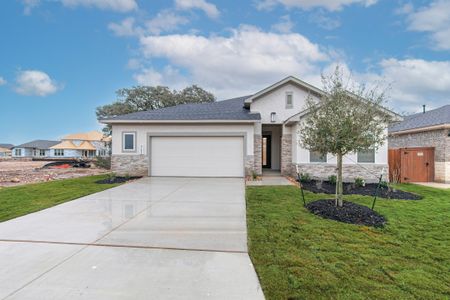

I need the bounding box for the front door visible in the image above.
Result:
[262,135,271,168]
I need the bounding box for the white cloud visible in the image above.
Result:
[22,0,40,15]
[363,58,450,112]
[404,0,450,50]
[146,10,189,35]
[22,0,137,13]
[14,70,61,96]
[0,77,6,86]
[138,25,329,98]
[309,11,341,30]
[271,15,295,33]
[134,66,188,89]
[109,11,189,37]
[175,0,220,18]
[61,0,137,12]
[108,17,142,37]
[256,0,377,11]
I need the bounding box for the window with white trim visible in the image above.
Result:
[123,132,136,151]
[285,92,293,109]
[14,149,22,156]
[54,149,64,156]
[39,149,45,156]
[310,151,327,163]
[357,149,375,163]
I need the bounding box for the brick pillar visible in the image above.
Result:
[253,134,262,175]
[281,134,292,176]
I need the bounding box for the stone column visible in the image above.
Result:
[281,134,292,176]
[253,134,262,175]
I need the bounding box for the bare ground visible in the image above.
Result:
[0,160,108,187]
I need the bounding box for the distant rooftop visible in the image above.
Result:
[14,140,59,149]
[389,105,450,133]
[0,143,14,149]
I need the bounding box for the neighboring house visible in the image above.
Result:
[49,131,111,158]
[0,143,14,157]
[101,76,395,181]
[11,140,59,158]
[389,105,450,183]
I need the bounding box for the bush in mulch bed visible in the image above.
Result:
[299,180,422,200]
[95,176,142,184]
[306,199,386,227]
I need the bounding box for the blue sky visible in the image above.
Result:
[1,0,449,145]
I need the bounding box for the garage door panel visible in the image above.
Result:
[150,136,244,177]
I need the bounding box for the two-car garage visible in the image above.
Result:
[150,136,245,177]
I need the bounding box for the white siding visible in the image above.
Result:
[111,124,255,156]
[250,83,321,123]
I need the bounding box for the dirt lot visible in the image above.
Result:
[0,160,108,187]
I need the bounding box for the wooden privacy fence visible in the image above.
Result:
[388,147,435,183]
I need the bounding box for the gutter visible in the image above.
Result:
[389,124,450,136]
[99,119,259,124]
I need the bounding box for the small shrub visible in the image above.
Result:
[95,156,111,170]
[251,171,258,180]
[328,175,337,184]
[300,173,311,183]
[354,177,365,187]
[380,180,389,188]
[107,173,116,183]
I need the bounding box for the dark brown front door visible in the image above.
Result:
[400,148,434,182]
[262,135,271,168]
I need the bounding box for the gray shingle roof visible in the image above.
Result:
[14,140,59,149]
[389,105,450,133]
[102,96,261,122]
[0,144,14,149]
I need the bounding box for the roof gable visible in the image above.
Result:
[244,76,324,108]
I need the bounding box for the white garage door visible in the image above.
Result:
[150,136,244,177]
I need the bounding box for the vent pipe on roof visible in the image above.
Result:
[422,104,426,114]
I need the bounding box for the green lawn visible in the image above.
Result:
[246,184,450,299]
[0,174,121,222]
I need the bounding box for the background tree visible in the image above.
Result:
[97,85,215,134]
[299,66,393,207]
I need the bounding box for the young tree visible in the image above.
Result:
[299,66,393,207]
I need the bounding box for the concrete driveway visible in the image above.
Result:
[0,177,264,299]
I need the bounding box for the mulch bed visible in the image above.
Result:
[306,199,386,227]
[95,176,142,184]
[300,180,422,200]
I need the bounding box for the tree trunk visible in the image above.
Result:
[336,152,344,207]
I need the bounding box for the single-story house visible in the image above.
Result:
[49,131,111,158]
[12,140,59,158]
[389,105,450,183]
[101,76,394,181]
[0,144,14,157]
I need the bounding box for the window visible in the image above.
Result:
[54,149,64,156]
[40,149,46,156]
[14,149,22,156]
[286,92,293,109]
[310,151,327,163]
[357,149,375,163]
[123,132,136,151]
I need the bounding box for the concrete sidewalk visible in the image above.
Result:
[0,177,264,299]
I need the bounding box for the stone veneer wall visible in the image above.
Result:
[253,134,262,175]
[111,154,149,176]
[293,163,389,183]
[280,134,292,175]
[389,129,449,182]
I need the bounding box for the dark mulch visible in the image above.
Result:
[95,176,142,184]
[42,161,91,169]
[299,180,422,200]
[306,199,386,227]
